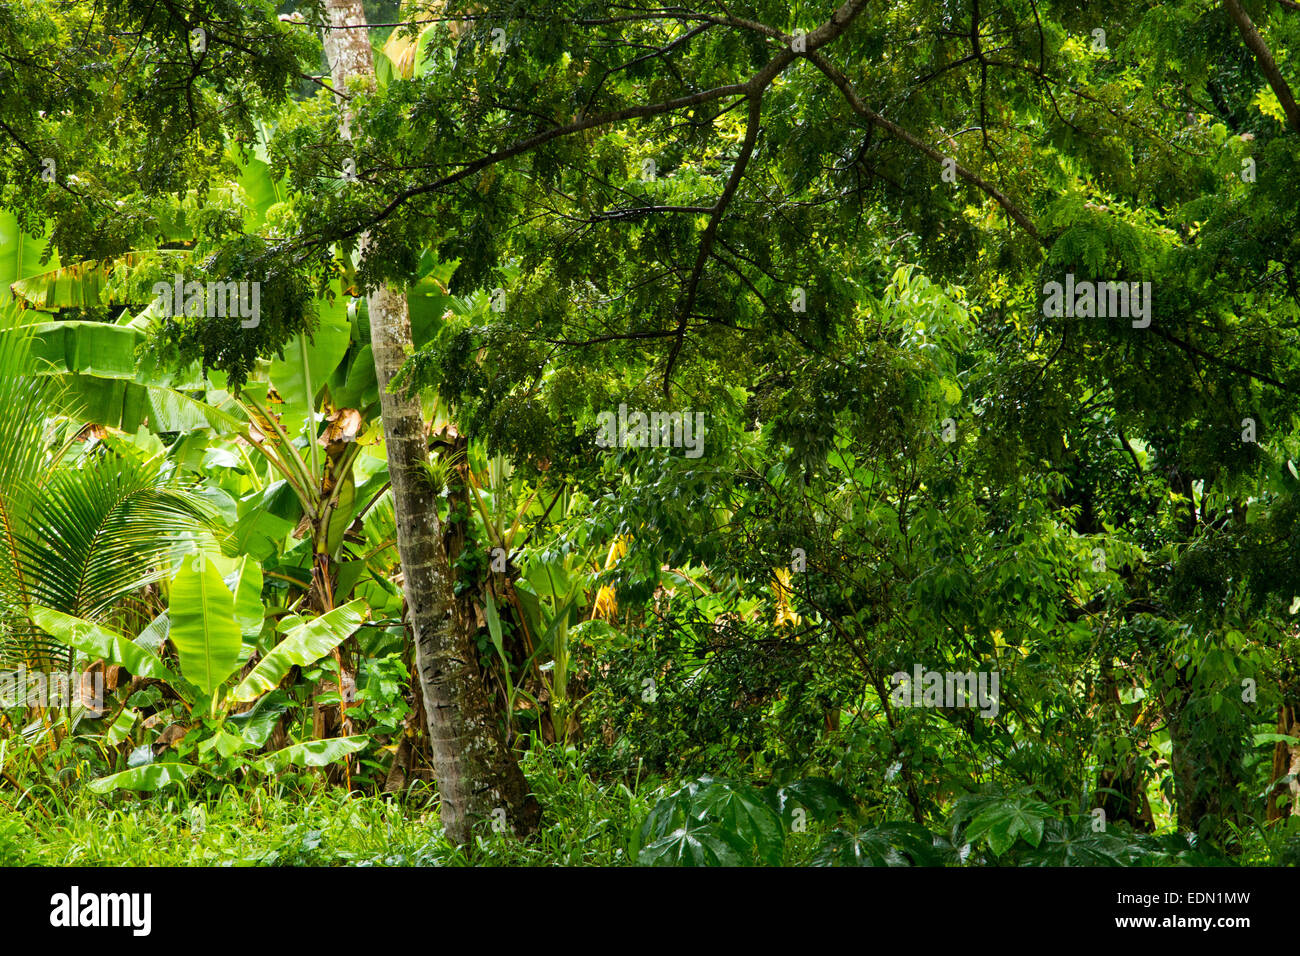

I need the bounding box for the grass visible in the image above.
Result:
[0,743,663,866]
[4,734,1294,866]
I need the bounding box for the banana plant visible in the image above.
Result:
[0,311,216,690]
[483,589,583,746]
[29,554,368,793]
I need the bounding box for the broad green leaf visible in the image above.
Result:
[233,481,300,561]
[637,818,753,867]
[1016,819,1132,867]
[325,469,356,558]
[88,763,197,793]
[105,708,138,747]
[406,274,456,346]
[270,287,351,436]
[374,45,395,87]
[227,689,291,747]
[9,252,184,311]
[169,556,243,696]
[331,343,378,409]
[764,778,857,827]
[695,782,786,866]
[30,606,178,683]
[136,611,169,653]
[412,23,445,79]
[640,783,704,844]
[813,823,942,867]
[143,385,244,434]
[27,320,141,378]
[0,211,57,305]
[638,777,784,866]
[333,559,369,604]
[229,600,366,702]
[964,796,1054,856]
[525,557,572,601]
[197,727,251,759]
[235,153,284,231]
[232,557,265,641]
[253,735,368,773]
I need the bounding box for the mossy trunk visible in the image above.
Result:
[321,0,540,842]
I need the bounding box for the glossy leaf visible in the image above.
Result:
[964,796,1054,856]
[88,763,197,793]
[169,556,244,697]
[813,823,944,867]
[30,606,178,684]
[229,600,365,702]
[252,735,368,773]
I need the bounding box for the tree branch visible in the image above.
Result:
[313,0,871,248]
[1224,0,1300,133]
[804,50,1043,243]
[663,92,764,396]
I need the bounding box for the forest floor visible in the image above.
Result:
[0,745,833,866]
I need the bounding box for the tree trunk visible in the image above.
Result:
[320,0,540,842]
[1267,701,1300,823]
[1094,661,1154,831]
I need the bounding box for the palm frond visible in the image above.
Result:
[14,455,218,621]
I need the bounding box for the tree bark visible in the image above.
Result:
[1266,701,1300,822]
[1225,0,1300,133]
[320,0,540,842]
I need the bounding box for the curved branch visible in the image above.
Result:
[663,92,764,395]
[804,50,1043,243]
[312,0,872,248]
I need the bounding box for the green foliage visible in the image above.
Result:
[813,824,947,867]
[169,556,245,700]
[636,776,854,866]
[4,0,1300,868]
[230,601,365,702]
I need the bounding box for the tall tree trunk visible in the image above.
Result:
[320,0,540,842]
